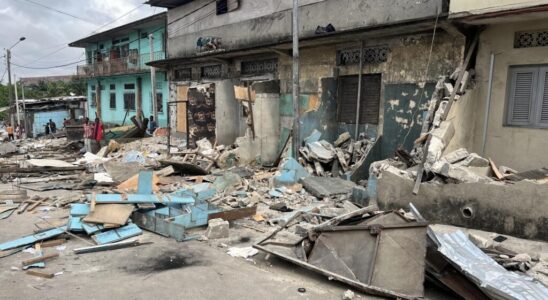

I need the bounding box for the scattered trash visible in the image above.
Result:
[227,247,258,259]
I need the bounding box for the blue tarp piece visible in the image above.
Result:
[92,224,142,245]
[304,129,322,144]
[0,227,67,251]
[268,189,283,198]
[123,150,145,164]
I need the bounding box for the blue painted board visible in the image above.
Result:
[0,227,67,251]
[89,193,195,204]
[82,222,105,235]
[68,217,84,232]
[137,171,154,195]
[92,224,142,245]
[70,203,90,216]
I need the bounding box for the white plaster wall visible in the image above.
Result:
[466,19,548,170]
[450,0,548,16]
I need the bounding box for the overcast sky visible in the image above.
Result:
[0,0,164,83]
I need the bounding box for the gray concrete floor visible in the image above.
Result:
[0,184,455,300]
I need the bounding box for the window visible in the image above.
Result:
[216,0,239,15]
[123,83,135,111]
[109,84,116,109]
[507,66,548,128]
[150,92,163,113]
[90,85,96,107]
[124,93,136,110]
[337,74,381,124]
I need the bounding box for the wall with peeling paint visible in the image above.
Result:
[383,83,436,156]
[276,31,464,157]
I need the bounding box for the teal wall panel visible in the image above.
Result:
[381,83,435,159]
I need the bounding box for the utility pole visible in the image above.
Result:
[149,33,158,123]
[14,75,21,129]
[292,0,300,158]
[6,49,13,125]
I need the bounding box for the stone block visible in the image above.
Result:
[459,153,489,167]
[443,148,469,164]
[205,218,229,239]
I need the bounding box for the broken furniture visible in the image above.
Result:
[254,209,428,299]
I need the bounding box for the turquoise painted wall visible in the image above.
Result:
[86,72,169,127]
[84,23,168,127]
[85,25,165,64]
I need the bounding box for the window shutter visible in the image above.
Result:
[509,69,536,125]
[538,69,548,125]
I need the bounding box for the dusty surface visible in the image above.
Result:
[0,184,454,300]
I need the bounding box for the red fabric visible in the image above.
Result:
[94,122,103,141]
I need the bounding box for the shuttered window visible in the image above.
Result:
[337,74,381,124]
[507,66,548,128]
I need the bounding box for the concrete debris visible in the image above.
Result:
[300,132,375,177]
[342,290,355,300]
[206,218,230,239]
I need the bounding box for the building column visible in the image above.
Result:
[136,77,143,121]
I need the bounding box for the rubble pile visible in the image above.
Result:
[299,131,375,177]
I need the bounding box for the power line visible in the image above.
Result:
[11,59,86,70]
[15,0,99,25]
[14,4,147,67]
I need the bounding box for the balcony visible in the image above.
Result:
[77,51,165,77]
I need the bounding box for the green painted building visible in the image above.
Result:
[69,12,168,127]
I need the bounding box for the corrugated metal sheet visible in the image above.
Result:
[433,230,548,300]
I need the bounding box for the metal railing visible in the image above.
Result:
[77,51,165,77]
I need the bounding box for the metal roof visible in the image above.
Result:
[69,12,166,48]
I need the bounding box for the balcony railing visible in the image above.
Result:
[77,51,165,77]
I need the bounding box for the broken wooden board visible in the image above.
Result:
[0,189,28,202]
[208,206,257,222]
[82,204,134,226]
[27,159,75,168]
[92,224,142,245]
[159,160,209,176]
[74,240,146,254]
[489,158,504,180]
[26,270,54,279]
[117,173,159,193]
[22,253,59,266]
[0,227,67,251]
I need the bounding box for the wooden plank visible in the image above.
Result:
[234,85,252,101]
[82,204,134,226]
[22,253,59,266]
[489,158,504,180]
[177,102,187,133]
[40,239,66,248]
[26,270,54,279]
[27,199,46,212]
[17,202,30,214]
[208,206,257,222]
[74,240,146,254]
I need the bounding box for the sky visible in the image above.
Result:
[0,0,164,83]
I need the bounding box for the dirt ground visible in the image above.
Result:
[0,184,455,300]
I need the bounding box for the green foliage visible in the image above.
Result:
[22,78,86,99]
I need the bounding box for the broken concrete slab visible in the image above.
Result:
[0,142,17,155]
[27,159,75,168]
[273,158,310,187]
[442,148,469,164]
[206,218,229,239]
[300,177,356,198]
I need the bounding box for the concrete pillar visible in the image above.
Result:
[253,80,280,165]
[215,79,240,145]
